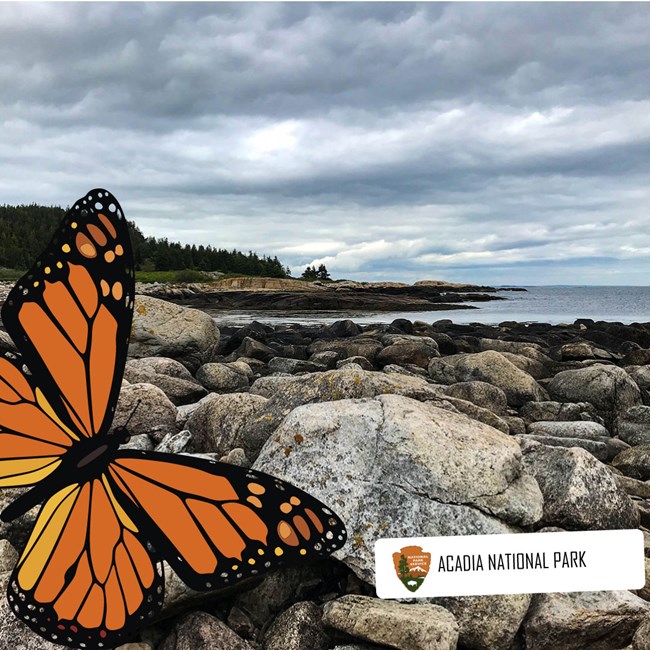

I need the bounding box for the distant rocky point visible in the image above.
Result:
[131,277,523,312]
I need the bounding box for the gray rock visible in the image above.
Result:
[219,447,250,467]
[308,337,384,363]
[429,350,547,407]
[268,357,323,374]
[618,406,650,446]
[376,339,440,369]
[124,358,207,406]
[612,446,650,481]
[626,366,650,405]
[236,337,277,362]
[247,365,447,452]
[520,400,604,425]
[0,539,18,573]
[112,383,178,441]
[443,381,508,415]
[522,445,640,529]
[196,362,250,392]
[518,434,610,461]
[185,392,270,459]
[254,395,542,583]
[499,351,552,380]
[159,611,254,650]
[633,613,650,649]
[547,365,642,428]
[517,433,616,462]
[130,295,220,372]
[309,350,341,369]
[155,429,192,454]
[443,396,510,433]
[122,433,155,451]
[337,356,374,371]
[263,601,329,650]
[478,338,545,357]
[504,416,527,436]
[527,420,610,440]
[560,342,596,360]
[430,593,531,650]
[523,590,650,650]
[322,595,459,650]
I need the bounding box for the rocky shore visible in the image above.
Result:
[132,277,520,312]
[2,294,650,649]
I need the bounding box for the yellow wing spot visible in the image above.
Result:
[104,250,115,263]
[33,281,39,288]
[248,482,266,495]
[231,564,239,570]
[100,279,110,297]
[62,244,71,253]
[56,261,63,268]
[247,496,262,508]
[112,282,123,300]
[115,244,124,256]
[280,503,292,514]
[257,549,265,555]
[274,547,284,557]
[44,267,51,275]
[299,549,307,555]
[247,558,256,565]
[290,496,301,506]
[71,222,78,229]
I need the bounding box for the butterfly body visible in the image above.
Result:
[0,189,346,649]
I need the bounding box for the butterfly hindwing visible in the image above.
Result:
[107,451,347,591]
[8,476,164,649]
[1,189,135,440]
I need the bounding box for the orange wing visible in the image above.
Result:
[1,189,134,440]
[108,451,347,591]
[8,477,163,648]
[0,356,75,487]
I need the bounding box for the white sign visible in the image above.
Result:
[375,529,645,598]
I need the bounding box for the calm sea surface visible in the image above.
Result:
[208,286,650,327]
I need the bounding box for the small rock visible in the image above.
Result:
[618,406,650,446]
[337,356,374,371]
[196,362,250,392]
[443,381,508,415]
[522,445,639,530]
[263,601,329,650]
[155,430,192,454]
[523,590,650,650]
[112,383,177,440]
[268,357,323,374]
[322,595,459,650]
[130,295,220,372]
[159,611,254,650]
[527,421,610,440]
[612,446,650,481]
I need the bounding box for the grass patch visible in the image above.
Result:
[0,268,22,281]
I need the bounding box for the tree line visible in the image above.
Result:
[0,202,291,278]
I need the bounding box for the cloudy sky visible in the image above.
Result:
[1,2,649,285]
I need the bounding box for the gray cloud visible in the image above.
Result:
[0,2,649,284]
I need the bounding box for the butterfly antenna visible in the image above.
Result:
[122,399,142,429]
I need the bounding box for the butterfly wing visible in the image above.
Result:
[107,450,347,591]
[0,356,76,488]
[8,476,163,649]
[1,189,134,440]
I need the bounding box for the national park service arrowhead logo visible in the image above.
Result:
[392,545,431,592]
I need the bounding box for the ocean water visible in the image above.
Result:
[208,286,650,327]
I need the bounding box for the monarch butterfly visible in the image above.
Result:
[0,189,347,649]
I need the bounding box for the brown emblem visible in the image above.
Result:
[392,545,431,592]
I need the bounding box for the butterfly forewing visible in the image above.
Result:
[1,189,135,440]
[107,451,347,591]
